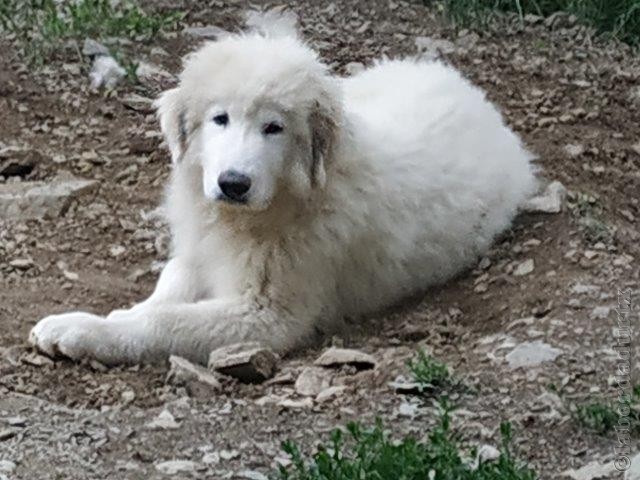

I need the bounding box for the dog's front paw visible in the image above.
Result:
[29,312,105,361]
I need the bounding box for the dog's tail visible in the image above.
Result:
[245,8,299,40]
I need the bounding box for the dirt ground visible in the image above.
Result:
[1,1,639,479]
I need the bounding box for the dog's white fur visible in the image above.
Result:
[30,23,536,366]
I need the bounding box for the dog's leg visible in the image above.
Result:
[110,257,199,319]
[29,298,308,366]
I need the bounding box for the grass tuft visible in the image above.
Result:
[407,349,452,390]
[273,401,536,479]
[573,386,640,436]
[425,0,640,45]
[0,0,183,64]
[567,192,615,245]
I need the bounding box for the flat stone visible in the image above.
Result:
[295,366,332,396]
[277,397,313,409]
[523,181,567,214]
[0,460,16,474]
[415,36,455,60]
[562,460,616,480]
[183,25,230,40]
[82,38,109,57]
[314,347,376,370]
[513,259,535,276]
[167,355,221,389]
[0,174,98,220]
[626,453,640,479]
[6,416,26,427]
[121,93,154,113]
[208,342,278,383]
[89,55,125,89]
[237,471,268,480]
[316,385,346,403]
[155,460,198,475]
[146,409,180,430]
[506,340,563,369]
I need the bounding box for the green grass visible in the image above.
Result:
[407,350,452,390]
[425,0,640,45]
[573,386,640,436]
[273,402,536,480]
[0,0,183,63]
[567,192,615,244]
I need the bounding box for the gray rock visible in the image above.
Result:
[0,460,16,474]
[316,385,346,403]
[183,25,230,40]
[135,61,175,88]
[506,340,562,369]
[626,453,640,480]
[0,174,98,219]
[168,355,221,390]
[314,347,376,370]
[523,181,567,214]
[155,460,198,475]
[513,259,535,276]
[237,471,268,480]
[415,36,455,60]
[82,38,109,57]
[89,55,125,89]
[208,342,278,383]
[121,93,154,113]
[294,366,332,396]
[146,409,180,430]
[345,62,365,75]
[562,460,616,480]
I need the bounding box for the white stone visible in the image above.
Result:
[314,347,376,370]
[625,453,640,479]
[523,181,567,214]
[0,461,16,474]
[183,25,230,40]
[146,409,180,430]
[155,460,198,475]
[295,366,332,396]
[590,306,611,320]
[562,460,616,480]
[316,386,347,402]
[415,36,455,60]
[89,55,125,89]
[0,174,98,220]
[82,38,109,57]
[168,355,221,389]
[506,340,562,369]
[513,259,535,276]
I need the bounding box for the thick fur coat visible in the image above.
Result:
[30,21,536,365]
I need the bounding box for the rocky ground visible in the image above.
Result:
[1,1,640,479]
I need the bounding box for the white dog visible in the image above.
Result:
[30,20,536,366]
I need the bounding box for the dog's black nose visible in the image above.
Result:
[218,170,251,202]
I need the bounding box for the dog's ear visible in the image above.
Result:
[155,88,188,164]
[309,99,339,188]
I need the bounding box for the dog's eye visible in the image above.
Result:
[212,113,229,126]
[263,122,284,135]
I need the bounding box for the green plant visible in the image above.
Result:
[567,192,615,244]
[407,349,452,390]
[423,0,640,46]
[0,0,183,63]
[573,387,640,436]
[273,401,536,479]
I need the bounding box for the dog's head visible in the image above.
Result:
[156,23,341,211]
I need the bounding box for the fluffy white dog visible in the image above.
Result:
[30,20,536,366]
